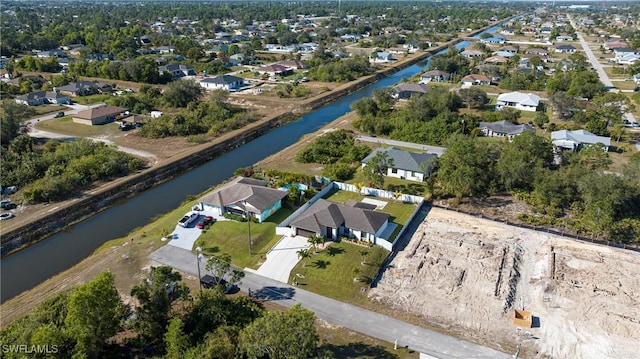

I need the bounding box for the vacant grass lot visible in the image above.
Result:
[35,116,124,137]
[27,104,68,118]
[288,241,389,305]
[196,208,293,269]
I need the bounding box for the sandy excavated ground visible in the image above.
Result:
[369,208,640,359]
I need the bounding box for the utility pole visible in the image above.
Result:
[195,246,203,290]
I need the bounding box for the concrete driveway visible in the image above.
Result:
[253,235,311,283]
[167,213,205,251]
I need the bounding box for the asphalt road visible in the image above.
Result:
[150,245,512,359]
[356,136,447,157]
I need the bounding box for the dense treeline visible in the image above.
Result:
[348,83,639,242]
[0,267,320,359]
[306,50,373,82]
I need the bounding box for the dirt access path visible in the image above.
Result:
[369,208,640,359]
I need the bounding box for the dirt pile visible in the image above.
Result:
[369,208,640,358]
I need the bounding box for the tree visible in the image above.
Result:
[164,318,189,359]
[458,87,488,109]
[497,131,553,191]
[163,79,204,108]
[437,135,497,200]
[130,266,189,350]
[610,124,627,143]
[297,248,311,267]
[572,143,612,171]
[533,112,549,129]
[239,304,318,359]
[362,150,394,188]
[65,271,127,358]
[585,118,609,136]
[307,234,324,254]
[352,267,361,282]
[359,249,369,265]
[205,253,245,288]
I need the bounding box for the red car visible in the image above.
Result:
[196,215,214,229]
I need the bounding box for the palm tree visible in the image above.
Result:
[355,182,365,194]
[359,249,369,265]
[297,249,311,267]
[352,267,361,282]
[307,234,325,254]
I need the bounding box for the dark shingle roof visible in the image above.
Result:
[290,199,389,234]
[361,147,437,173]
[201,75,244,85]
[199,177,287,214]
[479,120,534,136]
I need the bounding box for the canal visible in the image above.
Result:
[1,23,505,303]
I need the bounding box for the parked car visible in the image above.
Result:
[0,213,15,220]
[53,111,65,118]
[200,274,232,293]
[0,200,12,209]
[177,212,199,227]
[196,215,215,229]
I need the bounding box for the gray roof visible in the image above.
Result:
[199,177,287,214]
[290,199,389,234]
[421,70,450,78]
[479,120,534,136]
[392,83,429,95]
[361,147,437,173]
[56,81,109,92]
[551,129,611,148]
[201,75,244,85]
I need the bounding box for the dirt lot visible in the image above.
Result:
[369,208,640,359]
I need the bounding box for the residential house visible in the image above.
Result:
[276,60,307,70]
[482,37,506,45]
[479,120,534,139]
[55,81,112,97]
[493,50,515,58]
[391,83,429,99]
[0,56,7,69]
[500,29,515,36]
[388,47,407,55]
[551,129,610,152]
[155,46,175,54]
[36,50,67,58]
[289,198,390,243]
[555,35,574,42]
[461,74,492,87]
[526,48,548,56]
[554,44,576,54]
[495,92,540,112]
[370,52,394,63]
[361,147,437,182]
[603,40,627,51]
[484,56,508,65]
[500,46,519,54]
[72,105,127,125]
[15,91,70,106]
[460,49,484,59]
[199,75,245,91]
[617,53,640,65]
[256,64,292,77]
[614,48,638,62]
[158,64,196,78]
[198,177,287,223]
[420,70,450,83]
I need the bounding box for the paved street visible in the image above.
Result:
[356,136,447,157]
[150,245,512,359]
[569,15,638,127]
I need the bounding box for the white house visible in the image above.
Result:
[370,52,393,63]
[551,130,610,152]
[198,177,287,223]
[15,91,70,106]
[617,53,640,65]
[420,70,450,83]
[200,75,245,91]
[554,44,576,53]
[361,147,437,182]
[495,92,540,112]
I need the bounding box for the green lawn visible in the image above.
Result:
[35,117,124,137]
[288,241,389,305]
[75,93,113,104]
[317,324,418,359]
[27,104,69,119]
[196,208,293,269]
[346,169,430,197]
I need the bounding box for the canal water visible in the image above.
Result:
[1,23,504,303]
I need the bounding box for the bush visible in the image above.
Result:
[322,163,355,181]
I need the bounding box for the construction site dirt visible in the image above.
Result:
[369,208,640,359]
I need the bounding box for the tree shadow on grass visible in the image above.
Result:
[327,246,345,256]
[387,183,426,196]
[317,342,400,359]
[202,246,219,254]
[313,260,330,269]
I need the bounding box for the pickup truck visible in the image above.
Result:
[178,212,199,227]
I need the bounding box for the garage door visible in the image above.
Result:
[296,228,315,237]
